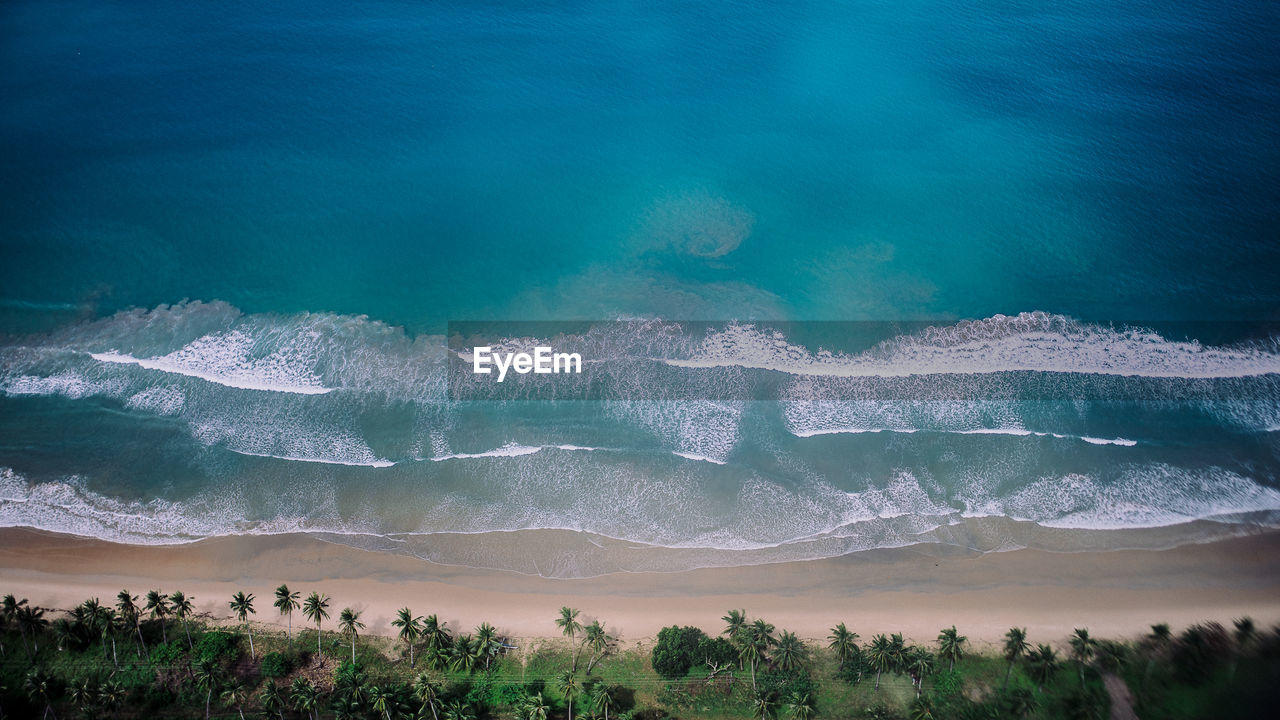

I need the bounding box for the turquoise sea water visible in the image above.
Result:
[1,1,1278,576]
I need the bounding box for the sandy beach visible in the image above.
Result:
[2,526,1277,650]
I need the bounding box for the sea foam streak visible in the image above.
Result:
[668,313,1280,378]
[92,347,332,394]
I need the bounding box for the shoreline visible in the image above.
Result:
[2,526,1278,649]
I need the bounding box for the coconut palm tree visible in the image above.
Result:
[144,590,170,645]
[583,620,614,674]
[1069,628,1096,687]
[1027,644,1059,692]
[221,678,248,720]
[937,626,966,672]
[115,590,146,656]
[413,673,443,720]
[590,683,616,720]
[867,634,892,689]
[723,609,747,641]
[17,605,48,656]
[1144,623,1172,687]
[2,594,26,655]
[98,679,126,717]
[422,607,453,653]
[169,591,195,650]
[556,607,583,672]
[339,607,365,665]
[1005,686,1038,719]
[476,621,502,669]
[908,648,935,697]
[751,691,777,720]
[444,700,476,720]
[392,608,423,668]
[194,657,223,720]
[228,591,257,659]
[259,680,285,720]
[274,585,301,641]
[1002,627,1030,689]
[828,623,859,670]
[290,677,320,720]
[773,631,808,672]
[302,592,330,666]
[370,685,397,720]
[24,668,56,720]
[909,695,935,720]
[68,677,98,719]
[558,670,580,720]
[522,691,551,720]
[786,691,815,720]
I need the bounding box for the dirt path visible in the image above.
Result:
[1102,672,1139,720]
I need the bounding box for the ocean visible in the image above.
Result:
[1,0,1278,577]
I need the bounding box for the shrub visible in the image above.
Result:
[695,636,737,668]
[260,651,290,678]
[194,630,239,663]
[651,626,709,679]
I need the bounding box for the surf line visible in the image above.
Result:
[471,346,582,382]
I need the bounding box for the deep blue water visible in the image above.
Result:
[1,0,1278,575]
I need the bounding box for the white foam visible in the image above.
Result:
[667,314,1280,379]
[125,386,185,415]
[92,344,332,395]
[792,425,1135,446]
[430,443,544,462]
[226,448,395,468]
[672,451,728,465]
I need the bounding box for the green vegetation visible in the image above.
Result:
[2,589,1278,718]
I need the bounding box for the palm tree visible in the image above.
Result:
[476,621,502,668]
[302,592,330,666]
[522,691,551,720]
[583,620,613,674]
[2,595,27,656]
[413,673,443,720]
[751,691,777,720]
[443,700,475,720]
[221,678,249,720]
[556,607,583,672]
[908,648,935,697]
[723,609,747,641]
[1069,628,1096,687]
[170,591,195,650]
[741,618,775,691]
[369,685,396,720]
[392,607,424,667]
[259,680,286,720]
[1002,627,1030,689]
[17,605,48,656]
[558,671,580,720]
[450,633,484,673]
[290,677,320,720]
[422,613,452,664]
[69,677,98,719]
[228,591,257,659]
[590,683,616,720]
[786,691,815,720]
[24,668,56,720]
[1144,623,1172,687]
[339,607,365,665]
[194,657,223,720]
[1027,644,1059,692]
[1005,686,1038,719]
[773,631,808,672]
[909,695,935,720]
[98,680,126,717]
[115,590,146,656]
[867,634,892,689]
[937,626,966,672]
[144,590,170,644]
[274,585,301,641]
[828,623,859,669]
